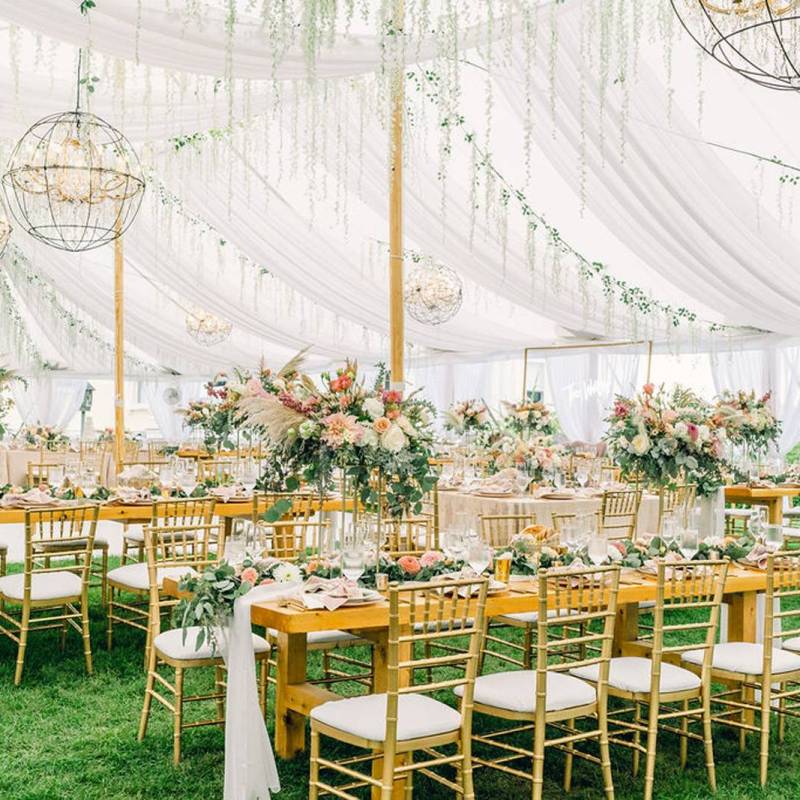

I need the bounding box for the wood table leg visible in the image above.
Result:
[768,498,783,525]
[614,602,640,657]
[727,590,758,729]
[274,631,308,759]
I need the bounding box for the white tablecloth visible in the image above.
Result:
[438,489,660,541]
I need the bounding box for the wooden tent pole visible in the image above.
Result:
[389,0,405,389]
[113,227,125,476]
[645,340,654,384]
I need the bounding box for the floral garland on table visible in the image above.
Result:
[17,424,70,452]
[234,359,436,518]
[501,395,559,439]
[176,549,461,649]
[604,384,727,497]
[713,390,781,456]
[495,532,561,576]
[96,428,143,445]
[443,399,491,435]
[486,434,565,481]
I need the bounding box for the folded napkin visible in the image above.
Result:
[108,487,152,505]
[210,486,248,502]
[118,464,157,482]
[301,576,372,611]
[476,468,517,494]
[1,488,59,508]
[742,543,771,570]
[641,551,697,578]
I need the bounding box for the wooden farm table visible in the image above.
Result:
[724,485,800,524]
[172,564,767,762]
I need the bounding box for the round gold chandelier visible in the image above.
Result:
[672,0,800,90]
[404,259,463,326]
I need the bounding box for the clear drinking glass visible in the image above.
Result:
[342,545,366,583]
[467,540,492,576]
[239,459,259,494]
[576,464,590,489]
[553,470,565,491]
[561,519,578,553]
[588,531,608,566]
[661,514,678,549]
[443,529,467,563]
[764,524,784,553]
[749,507,766,541]
[680,527,699,561]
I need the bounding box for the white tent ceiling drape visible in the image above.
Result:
[0,0,796,392]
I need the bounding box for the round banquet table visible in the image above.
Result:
[438,488,660,540]
[0,448,116,487]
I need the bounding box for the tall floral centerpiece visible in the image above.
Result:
[487,434,564,481]
[604,384,727,498]
[181,372,247,453]
[18,424,70,451]
[713,390,781,457]
[235,360,436,518]
[501,393,558,439]
[443,399,490,437]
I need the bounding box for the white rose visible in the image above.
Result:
[631,433,651,455]
[697,424,710,443]
[360,428,379,448]
[674,421,688,439]
[396,414,418,437]
[381,424,408,453]
[363,397,385,420]
[607,544,623,563]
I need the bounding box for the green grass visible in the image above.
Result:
[0,563,798,799]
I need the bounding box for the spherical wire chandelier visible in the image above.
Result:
[185,306,234,347]
[1,50,145,251]
[671,0,800,90]
[404,259,463,325]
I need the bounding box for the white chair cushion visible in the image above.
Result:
[155,626,269,661]
[267,628,359,646]
[0,571,82,601]
[782,636,800,652]
[123,525,145,542]
[495,609,561,625]
[310,692,461,741]
[455,670,595,713]
[682,642,800,675]
[571,657,701,694]
[107,563,197,591]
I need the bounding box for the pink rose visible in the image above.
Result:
[245,377,268,398]
[386,409,400,420]
[686,423,699,443]
[373,416,391,434]
[259,578,275,586]
[610,541,627,556]
[662,410,677,424]
[420,551,444,568]
[397,556,422,576]
[240,567,259,585]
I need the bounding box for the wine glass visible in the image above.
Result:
[443,529,467,563]
[80,468,97,497]
[588,530,608,566]
[159,462,175,487]
[178,463,198,496]
[239,459,259,495]
[561,519,578,553]
[225,519,247,563]
[749,507,766,541]
[661,514,678,551]
[552,470,565,491]
[342,544,366,583]
[764,524,784,553]
[467,540,493,576]
[575,464,590,490]
[680,527,699,561]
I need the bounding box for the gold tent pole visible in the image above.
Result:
[645,340,654,384]
[388,0,405,390]
[113,223,125,476]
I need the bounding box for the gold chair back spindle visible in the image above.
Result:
[657,484,697,532]
[480,513,538,547]
[600,488,643,540]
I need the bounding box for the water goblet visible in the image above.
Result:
[764,524,784,553]
[342,544,366,584]
[587,530,608,567]
[679,527,699,561]
[443,529,467,564]
[467,540,493,576]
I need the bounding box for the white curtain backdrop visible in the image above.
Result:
[143,380,206,440]
[546,350,641,443]
[11,377,88,429]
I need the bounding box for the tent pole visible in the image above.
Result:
[114,226,125,476]
[646,340,654,384]
[389,0,405,390]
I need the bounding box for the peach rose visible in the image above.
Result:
[420,550,444,568]
[397,556,422,576]
[373,416,391,434]
[240,567,259,585]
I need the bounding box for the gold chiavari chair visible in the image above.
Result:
[109,497,217,658]
[656,484,696,533]
[309,576,488,799]
[551,511,602,538]
[420,482,440,542]
[601,464,623,484]
[146,440,169,459]
[467,565,619,799]
[600,488,643,540]
[25,461,65,488]
[573,558,728,800]
[252,490,317,524]
[137,523,270,764]
[681,551,800,787]
[480,513,538,547]
[384,516,435,558]
[253,517,374,691]
[0,505,99,685]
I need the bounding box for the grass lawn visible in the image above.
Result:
[1,561,798,800]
